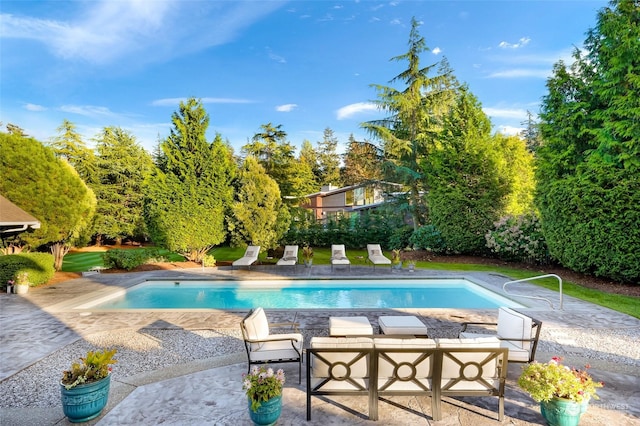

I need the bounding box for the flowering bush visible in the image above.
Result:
[518,357,603,403]
[243,366,285,412]
[485,213,549,264]
[61,349,117,390]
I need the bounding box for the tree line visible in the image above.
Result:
[1,1,638,283]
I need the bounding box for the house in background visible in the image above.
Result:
[301,181,402,220]
[0,194,41,254]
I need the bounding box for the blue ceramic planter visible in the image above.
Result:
[540,397,589,426]
[60,375,111,423]
[248,394,282,426]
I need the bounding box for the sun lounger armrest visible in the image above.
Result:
[270,321,300,331]
[245,335,302,344]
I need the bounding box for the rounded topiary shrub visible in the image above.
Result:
[0,252,56,288]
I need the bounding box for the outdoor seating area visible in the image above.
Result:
[1,267,638,426]
[306,335,509,421]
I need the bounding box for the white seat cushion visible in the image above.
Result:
[379,316,428,335]
[374,338,437,390]
[249,336,303,362]
[329,316,373,336]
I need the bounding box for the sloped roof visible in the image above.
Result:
[0,194,41,233]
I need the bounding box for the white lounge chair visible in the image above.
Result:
[459,307,542,363]
[276,245,299,268]
[240,307,304,383]
[330,244,351,271]
[367,244,392,268]
[232,245,260,270]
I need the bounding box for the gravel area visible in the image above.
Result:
[2,325,638,409]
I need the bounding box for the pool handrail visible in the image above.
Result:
[502,274,563,310]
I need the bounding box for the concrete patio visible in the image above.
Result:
[0,265,638,425]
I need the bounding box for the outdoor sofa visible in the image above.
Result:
[306,335,508,421]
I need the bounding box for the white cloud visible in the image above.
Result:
[151,97,254,107]
[276,104,297,112]
[58,105,117,117]
[487,69,550,78]
[266,47,286,64]
[498,37,531,49]
[495,125,524,136]
[0,1,285,66]
[483,107,528,120]
[336,102,379,120]
[432,47,442,55]
[24,103,47,112]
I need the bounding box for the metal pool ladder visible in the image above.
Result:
[502,274,564,310]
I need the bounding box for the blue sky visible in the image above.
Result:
[1,0,607,154]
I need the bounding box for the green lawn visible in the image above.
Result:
[62,247,639,319]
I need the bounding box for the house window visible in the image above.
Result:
[345,190,354,206]
[365,187,374,205]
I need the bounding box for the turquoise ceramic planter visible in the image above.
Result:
[540,397,589,426]
[248,394,282,426]
[60,374,111,423]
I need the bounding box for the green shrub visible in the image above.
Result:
[202,254,216,267]
[485,213,549,264]
[387,226,413,250]
[102,249,156,271]
[0,253,55,288]
[410,225,447,253]
[536,165,640,283]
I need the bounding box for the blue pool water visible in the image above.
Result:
[81,279,521,310]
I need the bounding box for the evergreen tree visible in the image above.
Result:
[536,0,640,282]
[49,119,97,183]
[0,133,96,270]
[363,17,457,228]
[341,134,383,186]
[316,127,342,187]
[425,87,510,253]
[519,111,542,153]
[92,127,153,245]
[229,156,291,249]
[299,140,320,190]
[144,98,234,262]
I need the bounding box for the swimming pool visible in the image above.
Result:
[79,279,522,310]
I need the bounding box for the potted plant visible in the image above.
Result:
[14,272,30,295]
[391,249,402,270]
[302,246,314,267]
[407,260,416,272]
[61,348,117,423]
[518,356,603,426]
[242,365,286,425]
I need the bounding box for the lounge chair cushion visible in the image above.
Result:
[244,307,270,348]
[329,316,373,336]
[249,334,303,362]
[378,316,429,335]
[496,307,533,351]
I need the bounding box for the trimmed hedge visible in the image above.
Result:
[0,253,56,288]
[102,248,167,271]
